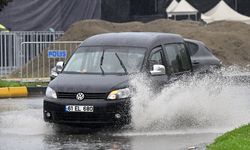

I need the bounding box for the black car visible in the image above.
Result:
[44,32,193,126]
[185,39,221,73]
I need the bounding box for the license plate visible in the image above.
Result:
[65,105,94,112]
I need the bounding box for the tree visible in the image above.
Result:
[0,0,12,11]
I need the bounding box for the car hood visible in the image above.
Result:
[49,73,129,93]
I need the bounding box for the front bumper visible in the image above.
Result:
[43,98,131,125]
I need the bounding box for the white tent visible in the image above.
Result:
[168,0,198,20]
[166,0,178,17]
[201,0,250,24]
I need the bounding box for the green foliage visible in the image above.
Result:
[208,124,250,150]
[0,79,20,87]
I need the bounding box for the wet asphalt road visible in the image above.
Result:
[0,98,219,150]
[0,84,249,150]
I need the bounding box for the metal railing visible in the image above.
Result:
[0,31,64,78]
[19,41,82,79]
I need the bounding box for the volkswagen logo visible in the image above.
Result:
[76,93,85,101]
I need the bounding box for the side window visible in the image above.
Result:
[186,42,199,56]
[148,47,165,74]
[164,44,191,73]
[178,44,191,71]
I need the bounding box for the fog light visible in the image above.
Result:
[115,113,121,119]
[46,112,51,118]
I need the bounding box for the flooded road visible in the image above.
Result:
[0,79,250,150]
[0,98,219,150]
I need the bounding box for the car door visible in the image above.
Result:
[147,46,170,90]
[186,41,221,73]
[163,43,192,81]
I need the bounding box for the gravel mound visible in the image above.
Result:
[61,19,250,66]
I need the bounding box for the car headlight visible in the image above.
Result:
[46,87,57,99]
[107,88,131,100]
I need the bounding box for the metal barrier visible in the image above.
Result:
[0,31,64,78]
[20,41,82,79]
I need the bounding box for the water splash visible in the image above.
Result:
[0,109,53,135]
[130,68,250,131]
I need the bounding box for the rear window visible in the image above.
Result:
[186,42,199,56]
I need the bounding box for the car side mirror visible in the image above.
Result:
[56,61,64,73]
[150,64,165,76]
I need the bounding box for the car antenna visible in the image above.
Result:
[100,50,105,75]
[115,53,128,74]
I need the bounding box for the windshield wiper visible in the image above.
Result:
[115,53,128,74]
[100,50,105,75]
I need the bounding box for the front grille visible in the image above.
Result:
[53,112,114,122]
[57,92,107,99]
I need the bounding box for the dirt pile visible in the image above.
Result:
[61,19,250,66]
[11,19,250,78]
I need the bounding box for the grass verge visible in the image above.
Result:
[207,124,250,150]
[0,79,48,87]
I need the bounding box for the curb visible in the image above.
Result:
[0,88,11,97]
[0,87,28,98]
[0,86,47,98]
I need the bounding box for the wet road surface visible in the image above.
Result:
[0,98,218,150]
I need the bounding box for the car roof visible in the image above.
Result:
[184,38,205,46]
[80,32,184,50]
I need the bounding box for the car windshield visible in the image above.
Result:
[63,46,146,75]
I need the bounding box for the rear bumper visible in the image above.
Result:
[43,98,131,125]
